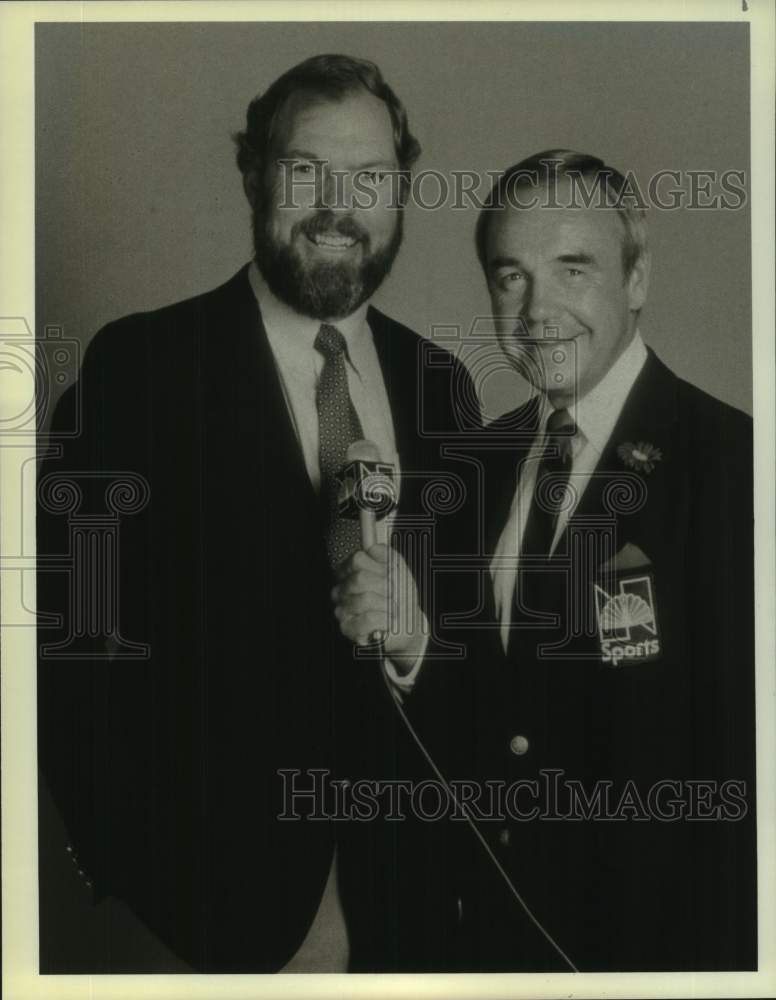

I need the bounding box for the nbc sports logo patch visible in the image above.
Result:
[593,574,661,667]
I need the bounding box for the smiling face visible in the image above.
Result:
[249,88,403,320]
[486,180,649,406]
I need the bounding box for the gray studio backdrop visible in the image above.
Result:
[36,21,751,421]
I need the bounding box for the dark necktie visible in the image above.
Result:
[520,406,577,558]
[315,323,364,568]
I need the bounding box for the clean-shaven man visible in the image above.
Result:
[337,150,756,972]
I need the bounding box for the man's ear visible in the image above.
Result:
[627,250,651,312]
[242,169,261,209]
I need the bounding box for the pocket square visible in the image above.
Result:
[599,542,652,572]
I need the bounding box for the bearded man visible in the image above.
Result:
[37,54,476,974]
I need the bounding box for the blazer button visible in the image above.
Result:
[509,734,530,756]
[498,828,511,848]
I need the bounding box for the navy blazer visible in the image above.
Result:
[414,349,757,972]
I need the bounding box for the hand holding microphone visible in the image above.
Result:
[330,441,427,672]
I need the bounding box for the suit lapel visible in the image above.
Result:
[560,349,678,533]
[368,307,423,519]
[368,307,415,463]
[201,265,321,528]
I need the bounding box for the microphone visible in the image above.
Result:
[337,440,397,550]
[337,441,397,649]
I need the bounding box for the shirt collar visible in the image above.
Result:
[248,260,371,371]
[536,330,648,456]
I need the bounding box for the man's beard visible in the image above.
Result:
[252,207,404,320]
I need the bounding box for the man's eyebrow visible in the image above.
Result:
[488,256,524,271]
[277,152,397,171]
[352,160,397,171]
[557,252,597,265]
[278,149,327,162]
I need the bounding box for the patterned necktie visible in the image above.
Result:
[520,406,577,558]
[315,323,365,568]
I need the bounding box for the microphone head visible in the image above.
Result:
[337,440,397,520]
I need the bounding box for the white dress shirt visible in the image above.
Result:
[491,332,648,651]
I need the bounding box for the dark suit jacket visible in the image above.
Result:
[37,264,478,973]
[415,348,757,972]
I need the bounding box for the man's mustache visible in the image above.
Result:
[300,212,370,246]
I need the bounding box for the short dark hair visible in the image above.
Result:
[234,54,421,178]
[475,149,648,278]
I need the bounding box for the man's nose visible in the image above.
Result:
[523,277,558,332]
[317,169,352,212]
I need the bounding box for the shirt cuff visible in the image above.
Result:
[383,635,429,699]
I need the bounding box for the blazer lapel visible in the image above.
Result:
[368,308,415,461]
[367,307,425,522]
[202,265,321,527]
[560,349,678,532]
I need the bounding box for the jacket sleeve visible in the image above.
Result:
[37,323,127,903]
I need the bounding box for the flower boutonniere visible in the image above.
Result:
[617,441,663,474]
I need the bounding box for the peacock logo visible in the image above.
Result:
[598,592,656,637]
